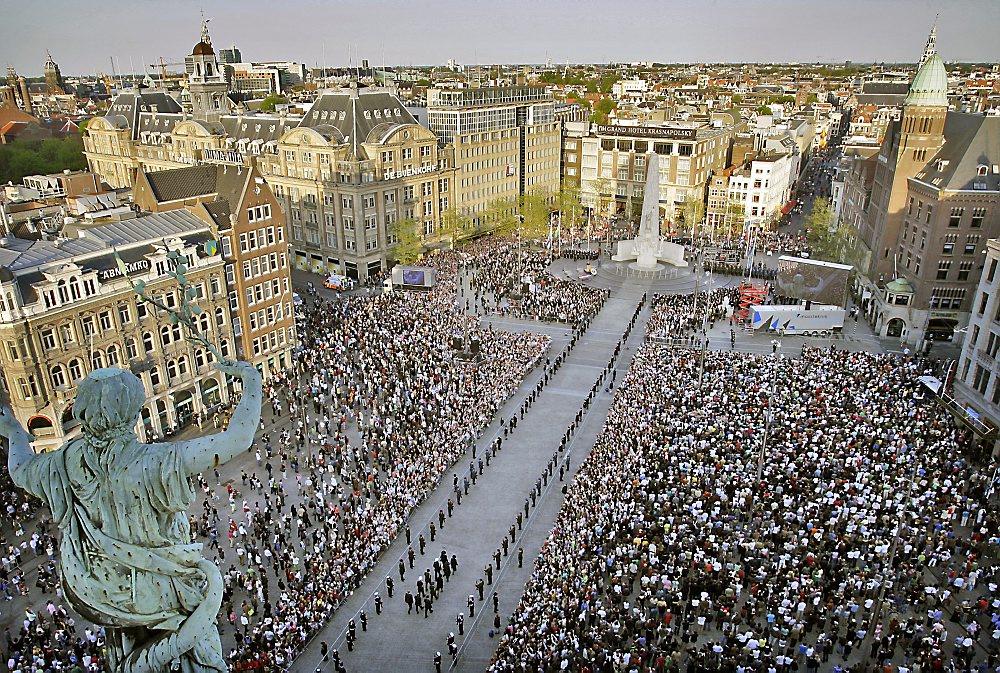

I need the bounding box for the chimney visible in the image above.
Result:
[17,76,31,114]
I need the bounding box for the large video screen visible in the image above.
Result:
[776,256,850,306]
[402,269,426,286]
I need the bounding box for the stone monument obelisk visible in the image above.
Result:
[1,361,262,672]
[612,151,688,269]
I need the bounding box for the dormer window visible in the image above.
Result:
[978,164,989,176]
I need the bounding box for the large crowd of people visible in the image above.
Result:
[1,234,611,673]
[464,241,609,325]
[490,344,1000,672]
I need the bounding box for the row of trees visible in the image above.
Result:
[389,185,585,264]
[0,136,88,185]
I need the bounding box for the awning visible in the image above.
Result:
[780,201,798,215]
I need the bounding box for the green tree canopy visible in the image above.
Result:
[518,193,551,240]
[590,98,616,125]
[257,93,287,112]
[0,136,88,184]
[390,217,423,265]
[805,198,864,268]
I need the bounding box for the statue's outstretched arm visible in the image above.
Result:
[176,361,263,475]
[0,406,36,488]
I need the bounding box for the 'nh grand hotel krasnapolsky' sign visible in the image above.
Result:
[595,124,697,140]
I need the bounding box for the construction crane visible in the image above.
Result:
[150,57,187,84]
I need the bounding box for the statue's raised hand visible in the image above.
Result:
[213,360,261,381]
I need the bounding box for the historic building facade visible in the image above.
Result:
[132,163,296,375]
[565,116,738,222]
[846,51,1000,345]
[0,210,238,449]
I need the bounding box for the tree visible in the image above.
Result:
[438,207,469,249]
[518,193,551,241]
[390,217,423,265]
[258,93,287,112]
[590,98,616,125]
[591,177,613,216]
[0,136,87,184]
[486,198,518,235]
[756,104,773,116]
[681,196,706,240]
[805,198,864,267]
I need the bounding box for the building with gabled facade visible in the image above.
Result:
[132,162,295,376]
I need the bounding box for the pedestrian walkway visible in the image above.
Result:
[297,282,653,671]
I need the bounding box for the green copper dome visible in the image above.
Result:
[904,54,948,107]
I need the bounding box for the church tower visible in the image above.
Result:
[918,18,937,68]
[43,51,64,94]
[188,20,231,123]
[899,52,948,160]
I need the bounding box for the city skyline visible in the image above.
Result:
[2,0,998,77]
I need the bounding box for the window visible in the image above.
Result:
[41,329,56,350]
[971,208,986,229]
[342,196,353,210]
[50,365,66,388]
[117,304,131,326]
[211,277,222,296]
[936,260,951,280]
[92,351,104,370]
[965,243,977,255]
[988,259,998,283]
[60,323,75,344]
[136,302,148,319]
[149,367,161,387]
[363,194,376,210]
[942,243,954,255]
[99,311,113,331]
[216,307,226,328]
[142,332,154,353]
[344,216,354,231]
[68,359,83,383]
[949,207,964,227]
[979,292,990,315]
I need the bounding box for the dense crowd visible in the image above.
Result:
[645,290,735,341]
[464,239,609,325]
[1,234,612,673]
[491,345,1000,673]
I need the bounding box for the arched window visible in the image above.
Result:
[149,367,161,387]
[106,344,119,367]
[160,325,172,347]
[167,359,178,380]
[142,332,154,353]
[215,307,225,327]
[68,359,83,383]
[92,351,104,370]
[50,365,66,389]
[206,62,213,77]
[172,324,182,342]
[195,349,206,369]
[220,339,230,358]
[57,279,69,303]
[199,313,211,333]
[126,338,138,360]
[177,356,188,377]
[979,165,989,176]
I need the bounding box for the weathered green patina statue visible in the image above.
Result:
[0,361,262,672]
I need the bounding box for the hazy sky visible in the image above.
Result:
[3,0,998,77]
